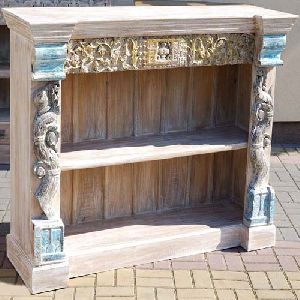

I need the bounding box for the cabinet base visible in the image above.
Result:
[7,234,69,294]
[241,224,276,251]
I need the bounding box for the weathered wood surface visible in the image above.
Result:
[2,6,298,44]
[65,204,242,277]
[60,127,248,171]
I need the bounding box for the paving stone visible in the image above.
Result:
[224,255,245,271]
[75,287,94,300]
[136,269,172,278]
[213,279,251,290]
[172,261,207,270]
[290,280,300,289]
[54,288,74,300]
[277,256,299,271]
[255,290,295,300]
[216,289,235,300]
[274,248,300,256]
[248,272,271,290]
[117,268,134,286]
[173,270,193,288]
[211,271,248,281]
[267,272,290,289]
[235,290,256,300]
[97,270,115,286]
[0,297,10,300]
[156,288,175,300]
[286,272,300,281]
[136,277,174,288]
[206,254,226,270]
[136,287,154,300]
[96,287,134,297]
[177,288,215,299]
[0,279,31,296]
[69,276,95,287]
[244,263,281,271]
[243,255,277,263]
[96,297,134,300]
[12,297,52,300]
[275,241,300,249]
[192,270,213,288]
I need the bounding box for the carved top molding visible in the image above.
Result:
[2,6,297,44]
[65,34,255,75]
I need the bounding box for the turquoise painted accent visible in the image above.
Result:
[33,219,65,265]
[259,35,286,67]
[244,186,276,227]
[33,44,67,81]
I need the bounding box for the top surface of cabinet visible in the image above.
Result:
[3,5,298,43]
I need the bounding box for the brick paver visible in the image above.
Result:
[0,146,299,299]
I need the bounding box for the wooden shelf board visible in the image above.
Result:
[65,204,243,277]
[60,126,248,171]
[0,65,10,78]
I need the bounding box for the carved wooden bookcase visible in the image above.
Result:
[0,0,134,166]
[3,5,297,294]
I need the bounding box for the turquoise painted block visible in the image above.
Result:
[32,219,65,266]
[244,185,275,227]
[33,44,67,81]
[259,35,286,67]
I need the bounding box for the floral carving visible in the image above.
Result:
[33,82,60,220]
[65,34,255,73]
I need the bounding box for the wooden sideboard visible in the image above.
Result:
[2,5,298,294]
[0,0,134,167]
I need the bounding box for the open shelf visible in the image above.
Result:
[65,203,243,277]
[60,126,248,171]
[0,65,9,78]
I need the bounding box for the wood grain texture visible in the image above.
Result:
[73,73,107,142]
[236,64,252,131]
[60,171,73,226]
[159,157,189,210]
[72,168,104,224]
[133,161,159,215]
[189,154,213,206]
[135,69,165,136]
[162,68,190,133]
[213,151,233,202]
[189,66,215,130]
[107,71,135,139]
[232,149,247,208]
[61,75,73,143]
[104,164,133,219]
[215,65,238,126]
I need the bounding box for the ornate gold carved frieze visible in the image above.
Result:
[65,34,255,73]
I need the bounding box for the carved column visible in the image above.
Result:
[242,19,286,250]
[31,45,67,268]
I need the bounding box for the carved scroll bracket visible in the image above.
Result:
[33,82,60,220]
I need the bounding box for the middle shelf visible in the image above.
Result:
[60,126,248,171]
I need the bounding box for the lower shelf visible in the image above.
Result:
[65,204,243,277]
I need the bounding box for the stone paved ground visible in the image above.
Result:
[0,146,299,299]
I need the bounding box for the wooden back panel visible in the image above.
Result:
[60,65,251,225]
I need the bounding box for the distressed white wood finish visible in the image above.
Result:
[2,6,298,44]
[65,204,242,277]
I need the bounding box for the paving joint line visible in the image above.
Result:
[204,252,220,300]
